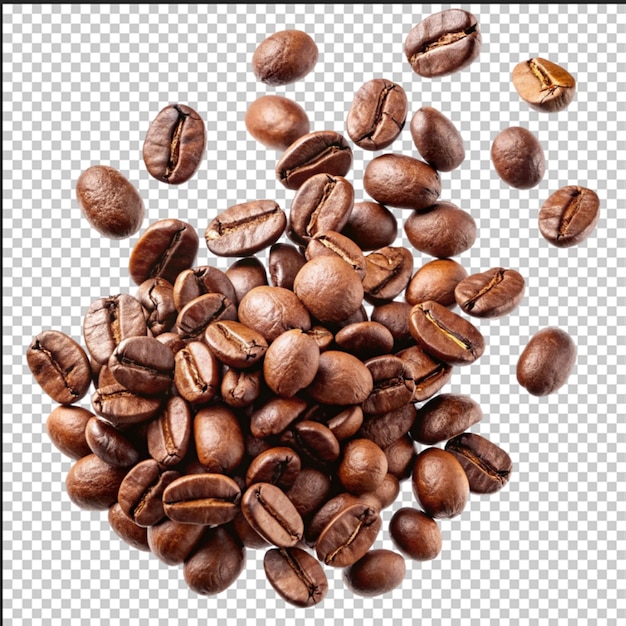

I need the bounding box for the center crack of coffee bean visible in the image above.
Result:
[281,548,320,597]
[181,350,208,392]
[462,270,506,310]
[160,417,180,465]
[165,107,189,178]
[306,178,337,236]
[447,442,511,482]
[117,355,163,374]
[280,144,349,181]
[271,457,294,485]
[315,235,361,270]
[557,188,585,239]
[150,227,186,278]
[367,256,404,294]
[256,489,301,539]
[415,365,447,388]
[214,323,264,359]
[132,483,157,520]
[208,207,283,239]
[105,298,122,344]
[423,309,474,353]
[356,84,402,144]
[414,24,477,60]
[325,519,366,565]
[32,341,79,396]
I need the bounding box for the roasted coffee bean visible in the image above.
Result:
[205,200,286,257]
[305,493,361,547]
[155,332,187,356]
[281,420,341,464]
[396,344,453,402]
[455,267,526,318]
[412,447,469,519]
[362,246,414,305]
[516,327,576,396]
[342,549,406,597]
[147,396,192,467]
[147,518,206,565]
[250,397,308,439]
[305,404,364,442]
[307,326,335,352]
[410,393,482,445]
[305,230,366,279]
[142,103,205,184]
[346,78,408,151]
[357,403,417,450]
[173,266,237,312]
[232,511,271,549]
[46,405,93,460]
[176,293,237,342]
[245,94,310,150]
[27,330,91,404]
[539,185,600,248]
[371,301,415,350]
[128,218,199,286]
[194,405,245,473]
[220,367,263,408]
[341,201,398,252]
[91,383,162,427]
[410,107,465,172]
[327,303,370,332]
[284,467,332,519]
[362,355,415,415]
[264,547,329,607]
[173,341,220,404]
[136,277,177,336]
[389,508,442,561]
[338,438,388,495]
[241,482,304,548]
[512,57,576,113]
[404,201,477,258]
[364,154,441,211]
[268,243,307,290]
[245,434,273,461]
[252,29,318,85]
[334,322,395,360]
[364,472,401,510]
[204,320,268,369]
[276,130,353,190]
[408,300,485,366]
[405,8,481,78]
[446,433,513,494]
[76,165,144,238]
[383,435,416,482]
[108,502,151,553]
[491,126,545,190]
[245,446,301,489]
[85,416,141,468]
[405,258,468,308]
[225,257,269,305]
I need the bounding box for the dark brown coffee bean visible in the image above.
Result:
[232,511,270,549]
[410,107,465,172]
[284,467,332,519]
[173,266,237,312]
[512,57,576,113]
[204,320,268,369]
[195,405,245,473]
[176,293,237,342]
[173,341,220,404]
[396,344,453,402]
[220,367,263,408]
[252,30,318,86]
[362,246,414,305]
[516,327,576,396]
[136,277,177,336]
[389,508,442,561]
[143,103,205,185]
[76,165,144,238]
[225,257,268,306]
[108,502,151,552]
[268,243,307,290]
[412,447,469,519]
[250,397,309,439]
[66,454,128,511]
[46,406,93,460]
[305,230,366,279]
[245,446,301,489]
[405,8,481,78]
[245,95,310,150]
[338,438,388,495]
[334,322,394,360]
[27,330,91,404]
[147,396,192,467]
[341,201,398,252]
[147,518,206,565]
[362,355,415,415]
[281,420,341,465]
[491,126,545,189]
[364,154,441,212]
[304,404,363,442]
[128,218,199,286]
[371,301,414,350]
[276,130,353,190]
[446,433,513,494]
[305,493,361,547]
[405,258,468,308]
[409,300,485,366]
[539,185,600,248]
[342,549,406,597]
[404,201,477,258]
[346,79,408,151]
[91,383,162,427]
[358,403,417,450]
[455,267,526,318]
[411,393,482,445]
[383,435,416,481]
[245,433,274,461]
[85,416,141,468]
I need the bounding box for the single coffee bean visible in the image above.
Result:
[173,341,220,404]
[284,467,332,519]
[268,243,307,290]
[491,126,545,190]
[147,518,206,565]
[405,258,468,308]
[108,502,150,553]
[245,446,301,490]
[446,433,513,494]
[389,508,442,561]
[147,396,192,467]
[338,438,388,495]
[252,29,318,85]
[362,246,414,305]
[305,493,362,547]
[404,201,476,258]
[250,397,309,439]
[455,267,526,318]
[225,256,269,306]
[46,405,93,460]
[512,57,576,113]
[204,320,268,369]
[172,266,237,312]
[194,405,245,473]
[136,277,177,336]
[405,8,481,78]
[371,301,415,350]
[412,447,469,519]
[27,330,91,404]
[362,355,415,415]
[334,322,395,360]
[383,435,416,482]
[408,300,485,366]
[346,78,408,151]
[85,416,141,468]
[264,547,329,607]
[342,549,406,597]
[357,403,417,450]
[410,107,465,172]
[232,511,270,549]
[281,420,341,465]
[539,185,600,248]
[142,103,205,185]
[91,383,162,427]
[363,472,401,510]
[396,344,453,402]
[306,230,367,279]
[276,130,353,190]
[220,366,263,408]
[75,165,144,238]
[516,327,576,396]
[128,218,199,286]
[176,293,237,342]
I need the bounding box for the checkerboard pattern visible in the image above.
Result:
[4,4,624,625]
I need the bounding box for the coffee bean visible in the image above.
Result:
[194,405,245,473]
[396,344,453,402]
[225,257,269,305]
[346,78,408,151]
[281,420,341,465]
[410,107,465,171]
[306,404,364,442]
[284,467,332,519]
[306,326,335,352]
[108,503,150,553]
[135,277,177,336]
[85,416,141,468]
[454,267,526,318]
[539,185,600,248]
[305,493,362,547]
[512,57,576,113]
[362,246,414,305]
[446,433,513,494]
[142,103,205,185]
[334,321,395,360]
[362,355,415,415]
[155,332,187,356]
[516,327,576,396]
[46,405,93,460]
[405,258,468,308]
[172,266,237,312]
[383,435,416,482]
[268,243,307,290]
[204,320,268,369]
[371,301,415,351]
[75,165,144,238]
[357,403,417,450]
[176,293,237,342]
[232,511,271,549]
[245,95,310,150]
[220,367,263,409]
[306,230,366,278]
[91,383,163,427]
[147,518,206,565]
[146,396,192,467]
[245,446,301,490]
[250,397,308,439]
[389,508,442,561]
[342,549,406,597]
[405,8,481,78]
[341,201,398,252]
[173,341,220,404]
[338,438,388,495]
[491,126,545,190]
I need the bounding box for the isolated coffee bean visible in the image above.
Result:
[147,518,206,565]
[85,416,141,468]
[357,403,417,450]
[143,103,205,185]
[76,165,144,238]
[173,266,238,312]
[491,126,545,190]
[516,327,576,396]
[46,405,93,460]
[334,322,395,360]
[27,330,91,404]
[245,95,310,150]
[342,549,406,597]
[396,344,453,402]
[245,446,301,490]
[389,508,442,561]
[405,258,468,308]
[446,433,513,494]
[91,383,162,427]
[306,231,367,279]
[410,107,465,171]
[346,78,408,151]
[250,397,308,439]
[108,502,150,553]
[194,405,245,473]
[173,341,220,404]
[512,57,576,113]
[405,8,482,78]
[136,277,177,336]
[204,320,268,369]
[362,246,414,305]
[268,243,307,290]
[146,396,192,467]
[539,185,600,248]
[226,257,269,305]
[362,355,415,415]
[338,438,388,495]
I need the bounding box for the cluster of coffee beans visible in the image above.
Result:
[28,8,590,606]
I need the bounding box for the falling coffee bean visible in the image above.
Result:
[512,57,576,113]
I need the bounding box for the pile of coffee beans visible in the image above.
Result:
[28,8,594,606]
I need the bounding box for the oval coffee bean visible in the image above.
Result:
[147,396,192,467]
[305,493,361,547]
[108,502,150,553]
[516,327,576,396]
[264,547,329,608]
[65,454,128,511]
[142,103,205,185]
[383,435,417,481]
[27,330,91,404]
[371,301,414,350]
[147,518,206,565]
[405,258,468,308]
[357,403,417,450]
[539,185,600,248]
[446,433,513,494]
[173,341,220,404]
[389,508,442,561]
[338,438,388,495]
[194,405,245,473]
[76,165,144,238]
[334,321,395,360]
[512,57,576,113]
[341,201,398,252]
[361,246,414,305]
[268,243,307,290]
[172,266,237,312]
[232,511,270,549]
[396,344,453,402]
[220,366,262,408]
[491,126,545,190]
[362,355,415,415]
[204,320,268,369]
[205,200,286,257]
[342,549,406,597]
[281,420,341,465]
[346,78,408,151]
[249,397,309,439]
[405,8,481,78]
[245,446,301,490]
[176,293,237,342]
[284,467,332,519]
[226,257,269,305]
[46,405,93,460]
[91,383,162,427]
[85,416,141,468]
[410,107,465,172]
[136,277,177,336]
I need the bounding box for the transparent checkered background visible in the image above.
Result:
[3,4,625,625]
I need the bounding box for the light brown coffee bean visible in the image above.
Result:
[405,258,468,308]
[305,230,366,279]
[389,508,442,561]
[194,405,245,473]
[172,266,237,312]
[338,439,388,495]
[268,243,307,290]
[173,341,220,404]
[362,246,414,305]
[91,383,163,427]
[65,454,128,511]
[176,293,237,342]
[245,95,310,150]
[85,416,141,468]
[147,518,206,565]
[204,320,268,369]
[108,503,151,553]
[46,406,93,460]
[334,322,395,360]
[146,396,192,467]
[245,446,302,490]
[512,57,576,113]
[225,257,269,305]
[136,277,177,336]
[396,344,453,402]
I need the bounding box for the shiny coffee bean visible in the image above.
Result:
[341,201,398,252]
[245,446,301,490]
[268,243,307,290]
[173,341,220,404]
[176,293,237,342]
[410,107,465,172]
[136,277,177,336]
[491,126,545,189]
[338,438,388,495]
[334,322,395,360]
[342,549,406,597]
[194,405,245,473]
[362,246,414,305]
[358,403,417,450]
[383,435,416,482]
[305,404,364,442]
[147,396,192,467]
[396,344,453,402]
[362,355,415,415]
[371,301,415,350]
[305,230,366,279]
[85,416,141,468]
[281,420,341,465]
[204,320,268,369]
[512,57,576,113]
[245,95,310,150]
[91,383,162,427]
[389,508,442,561]
[46,405,93,460]
[250,397,308,439]
[284,467,332,519]
[220,367,263,408]
[305,493,361,547]
[405,258,468,308]
[225,257,269,306]
[65,454,128,511]
[147,518,206,565]
[108,502,150,553]
[172,266,237,312]
[363,472,401,510]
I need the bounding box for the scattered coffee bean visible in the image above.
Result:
[512,57,576,113]
[108,502,150,553]
[245,95,310,150]
[396,344,453,403]
[340,200,398,251]
[204,320,268,369]
[85,416,141,468]
[338,438,388,495]
[172,266,237,312]
[146,396,192,467]
[410,107,465,171]
[268,243,307,290]
[389,508,442,561]
[405,258,468,308]
[362,246,414,305]
[45,405,93,460]
[147,518,206,565]
[135,277,177,336]
[491,126,545,189]
[225,257,269,305]
[305,230,366,279]
[342,549,406,597]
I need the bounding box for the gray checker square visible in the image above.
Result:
[3,3,625,626]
